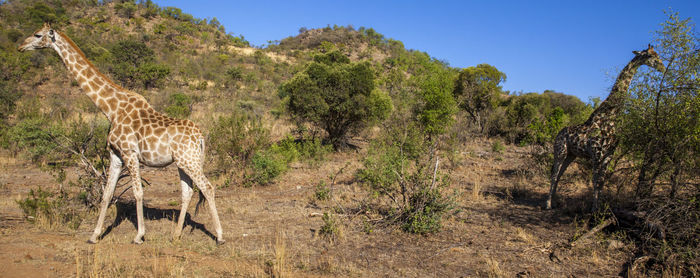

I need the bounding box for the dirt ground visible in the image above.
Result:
[0,139,634,277]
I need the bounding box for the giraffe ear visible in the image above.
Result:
[48,29,55,42]
[633,50,641,55]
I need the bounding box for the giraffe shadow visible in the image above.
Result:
[99,201,217,242]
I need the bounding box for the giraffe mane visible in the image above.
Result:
[56,30,129,93]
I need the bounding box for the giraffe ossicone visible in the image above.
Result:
[545,44,665,211]
[18,23,225,245]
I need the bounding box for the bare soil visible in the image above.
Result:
[0,139,633,277]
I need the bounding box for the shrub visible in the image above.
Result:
[453,64,506,132]
[110,40,170,89]
[319,212,341,242]
[4,117,57,162]
[411,57,458,138]
[491,140,505,153]
[357,122,454,234]
[402,186,453,234]
[17,188,83,230]
[208,111,270,172]
[279,50,392,148]
[246,149,287,186]
[164,92,192,119]
[314,180,331,201]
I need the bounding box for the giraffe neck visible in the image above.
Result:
[51,31,140,121]
[587,58,641,124]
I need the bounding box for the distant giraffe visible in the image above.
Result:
[18,23,225,244]
[545,45,665,210]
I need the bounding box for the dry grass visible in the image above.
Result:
[273,230,287,278]
[514,227,535,245]
[0,139,638,277]
[471,165,483,201]
[484,256,507,278]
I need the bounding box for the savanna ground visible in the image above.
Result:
[0,138,632,277]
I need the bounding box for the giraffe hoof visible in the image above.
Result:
[132,238,144,245]
[86,239,98,244]
[216,239,226,246]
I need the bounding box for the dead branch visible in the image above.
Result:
[570,217,617,247]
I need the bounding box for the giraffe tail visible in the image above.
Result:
[194,189,206,216]
[194,138,207,216]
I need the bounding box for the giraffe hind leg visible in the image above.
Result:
[173,168,194,240]
[178,163,225,245]
[123,152,146,244]
[546,144,575,209]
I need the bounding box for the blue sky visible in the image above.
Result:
[152,0,698,102]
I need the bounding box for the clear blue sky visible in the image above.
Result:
[153,0,698,102]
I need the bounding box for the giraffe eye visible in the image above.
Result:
[34,34,42,38]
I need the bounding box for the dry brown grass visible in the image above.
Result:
[0,139,640,278]
[484,256,507,278]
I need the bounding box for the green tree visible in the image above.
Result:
[620,12,699,199]
[412,59,458,138]
[110,40,170,89]
[616,12,699,272]
[453,64,506,131]
[280,50,392,148]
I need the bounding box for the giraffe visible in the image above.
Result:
[18,23,225,244]
[545,45,665,211]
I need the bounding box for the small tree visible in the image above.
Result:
[620,11,699,199]
[280,50,392,148]
[110,40,170,89]
[617,11,699,273]
[453,64,506,132]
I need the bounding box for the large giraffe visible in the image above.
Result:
[545,45,665,210]
[18,23,225,244]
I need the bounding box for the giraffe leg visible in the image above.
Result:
[88,151,122,243]
[546,134,573,209]
[591,156,612,212]
[546,154,574,209]
[180,165,224,244]
[123,153,146,244]
[173,168,194,240]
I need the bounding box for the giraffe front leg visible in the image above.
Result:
[591,157,612,212]
[89,151,122,243]
[124,153,146,244]
[173,168,194,240]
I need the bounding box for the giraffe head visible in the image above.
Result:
[17,23,56,52]
[632,44,665,72]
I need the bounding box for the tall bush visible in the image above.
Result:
[279,50,392,148]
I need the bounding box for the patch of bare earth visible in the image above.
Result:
[0,139,632,277]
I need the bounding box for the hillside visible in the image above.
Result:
[0,1,697,277]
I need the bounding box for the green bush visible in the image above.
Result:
[246,149,287,186]
[4,117,57,162]
[137,62,170,89]
[280,50,392,148]
[411,57,458,138]
[357,122,454,234]
[164,92,192,119]
[453,64,506,131]
[402,186,452,234]
[17,188,82,230]
[314,180,331,201]
[319,212,341,241]
[208,111,270,172]
[486,91,591,144]
[110,40,170,89]
[491,140,505,153]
